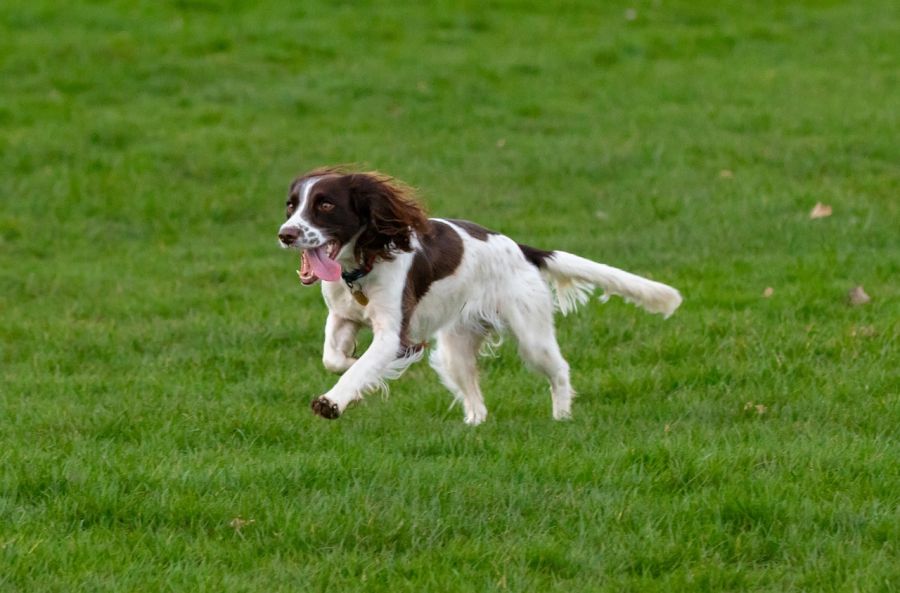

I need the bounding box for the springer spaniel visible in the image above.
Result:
[278,168,682,424]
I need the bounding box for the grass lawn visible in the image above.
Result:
[1,0,898,590]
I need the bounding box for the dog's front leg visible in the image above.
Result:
[322,313,360,373]
[311,316,403,419]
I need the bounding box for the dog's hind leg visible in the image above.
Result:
[430,326,487,425]
[322,313,361,373]
[502,294,573,420]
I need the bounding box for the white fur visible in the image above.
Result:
[542,251,682,318]
[279,176,326,248]
[303,218,681,424]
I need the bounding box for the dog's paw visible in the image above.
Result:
[464,404,488,426]
[311,396,341,419]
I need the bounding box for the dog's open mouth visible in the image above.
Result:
[298,240,342,285]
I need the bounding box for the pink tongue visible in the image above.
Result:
[306,246,342,282]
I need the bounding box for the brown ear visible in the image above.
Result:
[349,172,429,261]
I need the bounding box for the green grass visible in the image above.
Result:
[2,0,899,590]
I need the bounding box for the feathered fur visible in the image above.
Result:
[278,169,682,424]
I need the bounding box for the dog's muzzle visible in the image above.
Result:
[278,227,300,246]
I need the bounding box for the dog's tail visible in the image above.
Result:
[529,248,682,318]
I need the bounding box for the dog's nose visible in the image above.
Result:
[279,227,300,245]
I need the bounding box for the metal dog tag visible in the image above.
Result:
[352,289,369,306]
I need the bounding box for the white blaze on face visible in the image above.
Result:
[279,176,326,248]
[279,175,344,284]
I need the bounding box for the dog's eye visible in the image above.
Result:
[317,200,335,212]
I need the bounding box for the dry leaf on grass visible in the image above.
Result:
[719,169,734,179]
[850,325,877,338]
[809,202,832,219]
[762,287,774,298]
[848,285,871,306]
[743,401,768,416]
[229,517,255,533]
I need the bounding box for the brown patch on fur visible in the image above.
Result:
[290,165,351,190]
[518,243,554,269]
[286,166,348,221]
[348,172,429,264]
[401,220,464,344]
[447,219,498,241]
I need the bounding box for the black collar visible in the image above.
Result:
[341,261,373,287]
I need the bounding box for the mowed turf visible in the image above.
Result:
[1,1,898,591]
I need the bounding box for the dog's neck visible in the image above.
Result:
[335,228,365,271]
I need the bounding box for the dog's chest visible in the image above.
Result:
[321,281,370,324]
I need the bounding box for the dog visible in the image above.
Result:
[277,168,682,424]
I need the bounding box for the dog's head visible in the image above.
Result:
[278,169,428,285]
